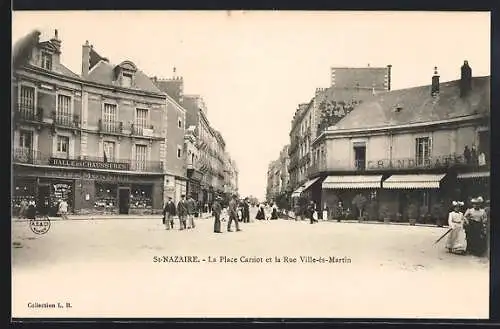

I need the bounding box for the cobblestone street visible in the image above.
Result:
[12,211,489,318]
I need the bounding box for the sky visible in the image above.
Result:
[12,11,490,200]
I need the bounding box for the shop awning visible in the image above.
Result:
[382,174,446,189]
[291,177,321,197]
[457,171,490,179]
[322,175,383,189]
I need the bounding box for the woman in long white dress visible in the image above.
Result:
[446,201,467,254]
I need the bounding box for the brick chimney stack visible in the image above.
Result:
[460,60,472,97]
[431,66,440,97]
[50,29,62,53]
[81,40,91,78]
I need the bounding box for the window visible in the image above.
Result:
[57,94,72,125]
[130,184,153,209]
[415,137,431,166]
[19,130,33,149]
[122,73,133,88]
[135,108,148,134]
[56,135,70,158]
[103,141,115,162]
[135,144,148,171]
[41,52,52,70]
[178,118,182,128]
[176,147,181,158]
[103,103,118,132]
[19,85,35,114]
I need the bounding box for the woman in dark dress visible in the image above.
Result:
[464,197,488,256]
[256,204,265,220]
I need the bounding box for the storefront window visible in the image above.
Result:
[50,181,73,212]
[94,183,118,211]
[130,184,153,209]
[12,178,37,216]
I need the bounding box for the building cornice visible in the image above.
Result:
[312,114,488,146]
[17,65,166,100]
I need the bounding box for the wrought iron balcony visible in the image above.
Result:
[15,104,44,122]
[309,154,490,173]
[130,123,156,137]
[98,119,124,134]
[52,111,80,128]
[13,149,164,173]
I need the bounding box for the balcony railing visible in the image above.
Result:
[306,154,490,174]
[52,112,80,128]
[130,123,156,137]
[98,119,123,134]
[13,148,164,173]
[15,104,43,122]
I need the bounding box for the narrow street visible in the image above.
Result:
[12,210,489,318]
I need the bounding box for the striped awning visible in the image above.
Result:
[457,171,490,179]
[322,175,383,189]
[383,174,446,189]
[291,177,320,197]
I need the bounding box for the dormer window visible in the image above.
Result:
[41,52,53,70]
[122,73,133,88]
[113,61,138,89]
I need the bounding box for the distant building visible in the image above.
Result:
[330,65,392,91]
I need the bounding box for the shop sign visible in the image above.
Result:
[82,172,130,182]
[49,157,130,171]
[367,155,465,170]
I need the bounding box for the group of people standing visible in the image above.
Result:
[255,203,279,220]
[445,196,490,257]
[162,194,197,231]
[211,194,245,233]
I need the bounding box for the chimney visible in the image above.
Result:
[460,60,472,97]
[386,65,392,91]
[50,29,62,53]
[82,40,91,78]
[431,66,440,97]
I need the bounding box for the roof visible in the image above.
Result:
[330,76,490,131]
[153,78,183,103]
[53,63,80,79]
[86,60,163,94]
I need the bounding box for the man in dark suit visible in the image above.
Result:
[187,195,197,229]
[227,194,242,232]
[212,196,223,233]
[177,195,188,230]
[163,197,176,230]
[243,198,250,223]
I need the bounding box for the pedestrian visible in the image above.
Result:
[26,200,37,220]
[163,197,176,230]
[243,198,250,223]
[177,194,188,230]
[307,201,317,224]
[227,194,242,232]
[464,197,488,256]
[256,203,265,220]
[322,205,329,221]
[19,199,28,219]
[270,203,278,220]
[58,199,69,220]
[187,195,196,229]
[445,201,467,254]
[212,196,223,233]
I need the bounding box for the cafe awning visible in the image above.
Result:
[457,171,490,179]
[291,177,321,197]
[322,175,383,189]
[382,174,446,189]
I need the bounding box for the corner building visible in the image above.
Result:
[12,31,167,216]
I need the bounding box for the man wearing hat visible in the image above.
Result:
[212,196,223,233]
[464,196,488,256]
[177,194,188,230]
[163,197,176,230]
[186,194,197,229]
[227,194,242,232]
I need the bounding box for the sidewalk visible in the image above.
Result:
[12,212,215,222]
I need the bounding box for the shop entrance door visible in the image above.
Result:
[118,188,130,214]
[37,184,51,216]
